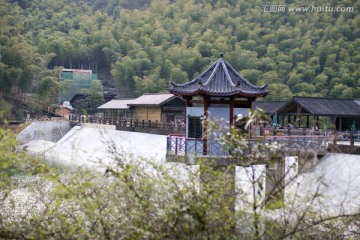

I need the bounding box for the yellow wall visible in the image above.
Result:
[134,107,162,121]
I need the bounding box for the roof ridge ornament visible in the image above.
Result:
[220,52,224,58]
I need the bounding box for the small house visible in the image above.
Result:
[276,97,360,130]
[97,99,135,119]
[127,93,185,123]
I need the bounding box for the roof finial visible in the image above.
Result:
[220,52,224,58]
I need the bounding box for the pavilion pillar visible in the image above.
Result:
[185,96,193,107]
[288,115,291,125]
[203,96,210,155]
[229,96,234,126]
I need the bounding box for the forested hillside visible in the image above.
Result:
[1,0,359,105]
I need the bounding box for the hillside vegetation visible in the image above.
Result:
[0,0,359,105]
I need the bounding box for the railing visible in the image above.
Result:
[167,135,229,157]
[69,115,126,125]
[69,115,185,135]
[251,126,360,140]
[265,135,329,150]
[336,131,360,141]
[167,135,331,157]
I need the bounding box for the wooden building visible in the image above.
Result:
[276,97,360,130]
[127,93,185,123]
[170,53,268,139]
[97,99,135,119]
[253,101,287,125]
[97,93,185,122]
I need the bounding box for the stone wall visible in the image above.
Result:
[328,144,360,155]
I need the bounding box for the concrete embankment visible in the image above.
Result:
[22,124,168,171]
[17,121,72,145]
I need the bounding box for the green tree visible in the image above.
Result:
[267,83,293,101]
[81,80,105,113]
[1,0,360,102]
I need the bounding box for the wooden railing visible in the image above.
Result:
[68,115,185,135]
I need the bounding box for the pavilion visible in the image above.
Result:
[169,53,268,155]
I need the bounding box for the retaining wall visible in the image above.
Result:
[17,121,72,144]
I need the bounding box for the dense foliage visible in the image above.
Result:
[1,0,359,101]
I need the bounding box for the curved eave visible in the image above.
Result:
[170,89,269,98]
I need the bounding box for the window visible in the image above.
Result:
[188,116,202,138]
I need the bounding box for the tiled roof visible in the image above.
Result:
[97,99,134,109]
[253,101,287,114]
[279,97,360,116]
[127,93,176,106]
[170,56,268,97]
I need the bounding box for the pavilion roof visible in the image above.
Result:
[278,97,360,116]
[170,54,268,98]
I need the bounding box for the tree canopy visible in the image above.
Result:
[1,0,359,102]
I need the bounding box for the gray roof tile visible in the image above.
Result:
[97,99,134,109]
[128,93,176,106]
[280,97,360,116]
[170,56,268,97]
[253,101,287,114]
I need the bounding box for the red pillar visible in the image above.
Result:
[229,96,234,126]
[203,96,210,155]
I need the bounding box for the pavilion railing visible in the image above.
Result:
[166,135,230,157]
